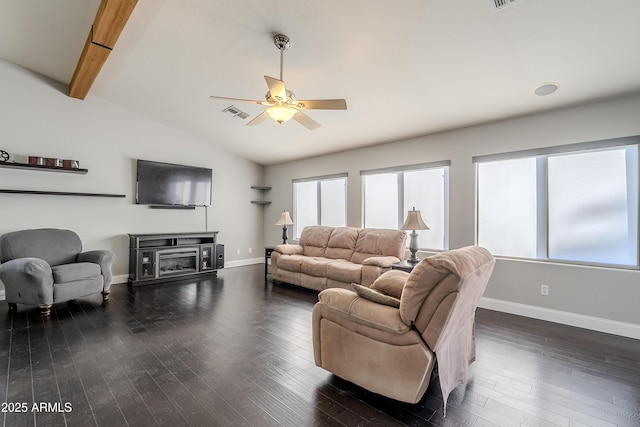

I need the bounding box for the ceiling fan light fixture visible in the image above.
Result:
[267,106,297,124]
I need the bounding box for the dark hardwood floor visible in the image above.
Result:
[1,264,639,426]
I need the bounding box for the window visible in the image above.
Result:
[476,157,538,258]
[362,162,450,250]
[293,174,347,238]
[475,139,639,267]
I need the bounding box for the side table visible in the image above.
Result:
[391,260,419,273]
[265,246,275,279]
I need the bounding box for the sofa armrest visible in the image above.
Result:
[317,288,410,334]
[361,256,401,268]
[274,244,303,255]
[78,250,116,288]
[0,258,54,305]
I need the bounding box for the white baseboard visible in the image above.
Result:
[112,274,129,285]
[223,257,263,269]
[479,297,640,340]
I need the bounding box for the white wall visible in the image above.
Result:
[0,59,265,284]
[264,93,640,338]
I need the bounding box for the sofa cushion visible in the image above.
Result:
[362,256,402,268]
[325,227,359,260]
[275,254,306,273]
[352,283,401,308]
[326,261,362,284]
[53,276,103,302]
[371,270,408,299]
[52,262,101,283]
[300,257,334,277]
[300,226,334,257]
[351,228,406,264]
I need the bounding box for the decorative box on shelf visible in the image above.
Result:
[28,156,81,170]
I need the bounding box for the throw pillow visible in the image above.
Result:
[370,270,406,299]
[351,283,400,308]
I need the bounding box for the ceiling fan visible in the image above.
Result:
[209,34,347,130]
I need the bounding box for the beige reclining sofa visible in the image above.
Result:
[271,226,406,290]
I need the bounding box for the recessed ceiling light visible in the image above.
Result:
[534,83,559,96]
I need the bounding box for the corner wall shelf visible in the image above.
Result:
[0,162,88,174]
[0,189,126,198]
[250,185,272,205]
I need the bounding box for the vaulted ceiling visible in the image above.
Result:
[2,0,640,165]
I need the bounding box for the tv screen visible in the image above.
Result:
[136,160,212,207]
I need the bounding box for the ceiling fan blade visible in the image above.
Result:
[292,111,321,130]
[209,95,269,105]
[264,76,286,101]
[246,110,270,126]
[295,99,347,110]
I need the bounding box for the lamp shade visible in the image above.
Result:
[267,106,297,124]
[400,207,429,231]
[275,210,294,225]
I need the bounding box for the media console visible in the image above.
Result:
[128,232,223,286]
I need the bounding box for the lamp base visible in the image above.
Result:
[406,255,421,264]
[281,225,288,245]
[407,230,420,264]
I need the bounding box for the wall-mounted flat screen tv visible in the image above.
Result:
[136,159,212,207]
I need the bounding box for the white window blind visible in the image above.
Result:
[362,162,450,251]
[293,174,347,239]
[475,137,639,267]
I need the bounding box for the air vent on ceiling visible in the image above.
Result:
[492,0,524,10]
[222,105,250,120]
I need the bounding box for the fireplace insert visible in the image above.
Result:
[156,248,199,276]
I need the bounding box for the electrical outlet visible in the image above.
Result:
[249,248,253,254]
[540,284,550,296]
[236,249,241,255]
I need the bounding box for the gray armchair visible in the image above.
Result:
[0,228,115,316]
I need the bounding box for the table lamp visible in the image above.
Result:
[275,210,294,244]
[400,207,429,263]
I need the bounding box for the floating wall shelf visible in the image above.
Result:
[250,185,272,205]
[0,161,123,198]
[0,161,88,174]
[0,189,126,198]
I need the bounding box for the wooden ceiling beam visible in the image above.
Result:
[69,0,138,100]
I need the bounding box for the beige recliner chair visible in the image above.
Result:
[312,246,495,412]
